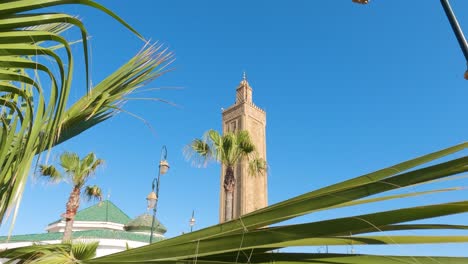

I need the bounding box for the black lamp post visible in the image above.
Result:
[353,0,468,80]
[440,0,468,80]
[147,145,169,243]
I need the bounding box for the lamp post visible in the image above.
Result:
[147,145,169,243]
[189,210,196,232]
[353,0,468,80]
[440,0,468,80]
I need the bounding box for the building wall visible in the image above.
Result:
[219,80,267,223]
[0,238,149,262]
[46,221,126,233]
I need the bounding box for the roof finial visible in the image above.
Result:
[242,71,247,81]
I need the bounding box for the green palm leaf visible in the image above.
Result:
[84,185,102,202]
[0,241,99,263]
[202,253,468,264]
[71,241,99,261]
[86,143,468,263]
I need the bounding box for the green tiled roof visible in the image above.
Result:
[0,201,168,245]
[125,213,167,234]
[50,200,131,225]
[0,229,163,244]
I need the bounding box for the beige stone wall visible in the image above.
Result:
[220,83,267,223]
[242,110,267,215]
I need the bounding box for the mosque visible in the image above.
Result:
[0,200,166,257]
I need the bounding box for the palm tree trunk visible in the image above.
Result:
[62,186,81,242]
[223,166,235,221]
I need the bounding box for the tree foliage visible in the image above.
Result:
[187,129,267,221]
[0,0,172,229]
[39,151,104,242]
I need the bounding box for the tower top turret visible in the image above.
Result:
[236,72,253,104]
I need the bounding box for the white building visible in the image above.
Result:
[0,200,166,257]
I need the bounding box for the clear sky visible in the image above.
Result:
[2,0,468,257]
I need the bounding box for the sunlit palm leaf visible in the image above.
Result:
[0,244,70,264]
[86,143,468,263]
[0,241,99,263]
[39,165,62,183]
[248,157,267,176]
[71,241,99,261]
[84,185,102,202]
[202,253,468,264]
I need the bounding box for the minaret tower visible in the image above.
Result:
[220,73,267,223]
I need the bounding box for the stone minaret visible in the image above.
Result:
[220,73,267,223]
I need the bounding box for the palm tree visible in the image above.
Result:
[0,0,172,228]
[39,152,104,242]
[187,129,267,222]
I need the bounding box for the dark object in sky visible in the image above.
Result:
[352,0,369,4]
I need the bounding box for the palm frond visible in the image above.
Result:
[184,138,213,167]
[237,130,255,154]
[26,252,75,264]
[0,244,71,263]
[60,152,80,174]
[188,129,265,174]
[55,42,172,146]
[201,253,468,264]
[80,153,103,180]
[0,1,172,226]
[38,165,62,183]
[82,153,97,168]
[221,132,236,165]
[89,159,104,174]
[248,157,267,176]
[0,241,99,263]
[84,185,102,202]
[206,129,222,162]
[88,143,468,264]
[70,241,99,260]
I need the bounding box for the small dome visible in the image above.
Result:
[125,213,167,235]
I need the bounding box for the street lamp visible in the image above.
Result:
[353,0,468,80]
[440,0,468,80]
[189,210,196,232]
[147,145,169,243]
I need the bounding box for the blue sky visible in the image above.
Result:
[2,0,468,257]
